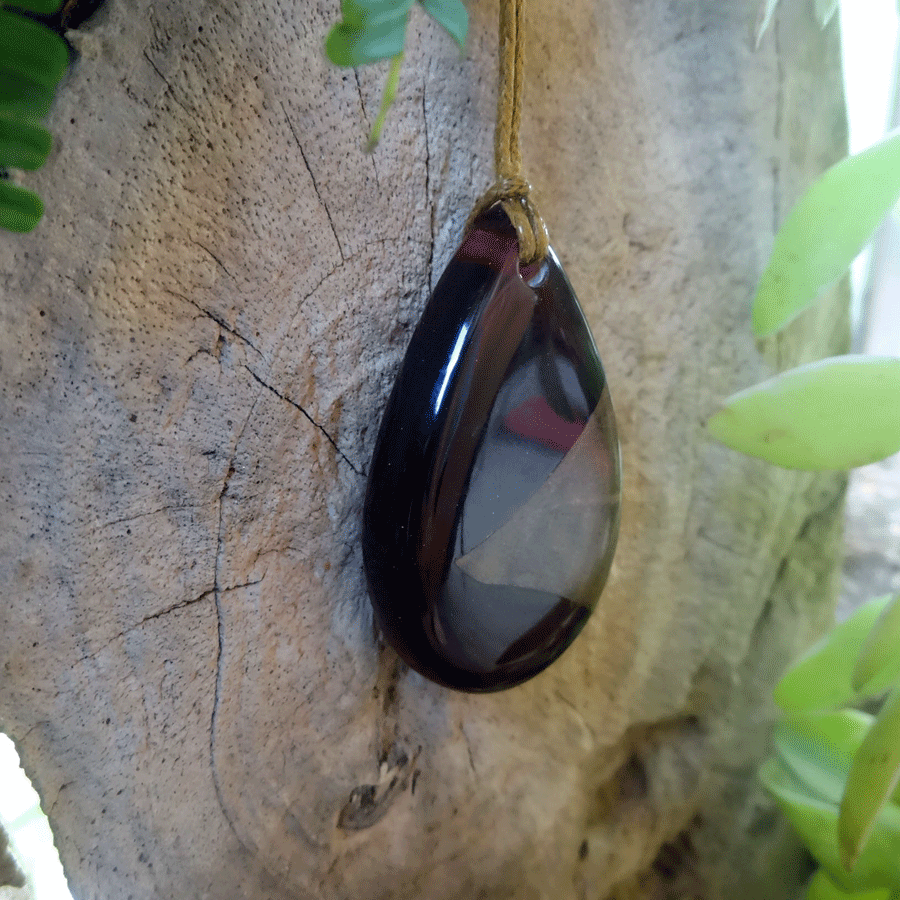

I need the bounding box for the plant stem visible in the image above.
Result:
[368,52,403,152]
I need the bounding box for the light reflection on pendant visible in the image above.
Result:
[362,205,621,692]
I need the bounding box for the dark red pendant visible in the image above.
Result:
[362,206,621,691]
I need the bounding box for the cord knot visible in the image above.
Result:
[468,177,549,265]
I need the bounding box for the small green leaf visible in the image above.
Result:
[773,596,892,713]
[805,869,891,900]
[853,594,900,697]
[814,0,839,28]
[0,70,57,120]
[0,11,68,89]
[755,0,780,47]
[707,356,900,470]
[0,116,51,169]
[839,684,900,870]
[752,132,900,337]
[325,0,415,67]
[0,0,64,12]
[0,179,43,231]
[420,0,468,50]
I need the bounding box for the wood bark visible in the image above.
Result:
[0,1,850,898]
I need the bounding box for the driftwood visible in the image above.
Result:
[0,1,849,897]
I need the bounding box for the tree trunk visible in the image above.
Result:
[0,1,849,898]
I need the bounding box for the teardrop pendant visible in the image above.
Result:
[362,206,621,691]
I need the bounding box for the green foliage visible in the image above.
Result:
[0,179,43,232]
[854,595,900,695]
[0,118,52,169]
[4,0,64,11]
[0,10,69,89]
[752,132,900,338]
[419,0,467,49]
[325,0,469,147]
[0,0,66,233]
[708,134,900,473]
[325,1,415,67]
[0,71,56,120]
[839,685,900,870]
[773,597,893,713]
[707,357,900,470]
[764,594,900,892]
[761,723,900,893]
[805,868,891,900]
[738,112,900,893]
[715,108,900,887]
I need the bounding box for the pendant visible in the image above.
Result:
[362,205,621,692]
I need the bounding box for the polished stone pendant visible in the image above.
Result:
[362,205,621,692]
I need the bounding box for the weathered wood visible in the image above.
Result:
[0,1,848,898]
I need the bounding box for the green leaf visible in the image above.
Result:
[795,711,877,756]
[420,0,468,50]
[0,0,64,12]
[773,596,893,713]
[776,712,875,805]
[805,869,891,900]
[839,684,900,870]
[761,756,900,891]
[707,356,900,470]
[325,20,407,66]
[0,11,68,89]
[814,0,839,28]
[0,116,51,169]
[338,0,415,28]
[752,132,900,337]
[0,70,57,120]
[325,0,415,67]
[853,595,900,697]
[0,179,43,231]
[775,722,851,806]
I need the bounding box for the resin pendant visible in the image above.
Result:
[362,206,621,692]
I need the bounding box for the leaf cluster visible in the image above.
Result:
[707,131,900,471]
[324,0,468,148]
[0,0,66,232]
[765,596,900,898]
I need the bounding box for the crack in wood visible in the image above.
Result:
[176,293,262,356]
[281,101,346,263]
[87,502,209,534]
[79,583,268,663]
[142,49,193,117]
[208,404,262,863]
[244,366,361,475]
[422,78,435,295]
[190,239,235,281]
[461,724,476,775]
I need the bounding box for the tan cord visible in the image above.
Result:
[468,0,549,264]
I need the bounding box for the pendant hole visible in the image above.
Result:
[520,256,549,289]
